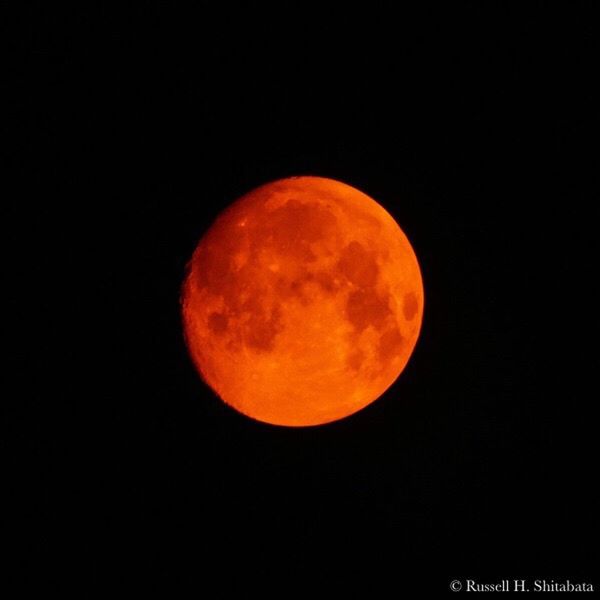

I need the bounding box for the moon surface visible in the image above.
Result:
[181,176,424,426]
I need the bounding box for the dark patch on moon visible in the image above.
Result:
[346,349,365,371]
[245,305,283,352]
[337,241,379,287]
[378,326,404,362]
[313,270,341,294]
[207,312,228,334]
[345,289,390,331]
[403,291,419,321]
[262,199,338,262]
[273,269,342,305]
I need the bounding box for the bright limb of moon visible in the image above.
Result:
[182,176,424,426]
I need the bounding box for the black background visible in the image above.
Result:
[9,3,597,594]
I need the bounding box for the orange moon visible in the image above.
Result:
[181,176,424,427]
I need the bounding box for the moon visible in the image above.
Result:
[181,176,424,426]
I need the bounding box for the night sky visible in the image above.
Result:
[9,4,596,593]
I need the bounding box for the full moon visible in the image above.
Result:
[182,176,424,426]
